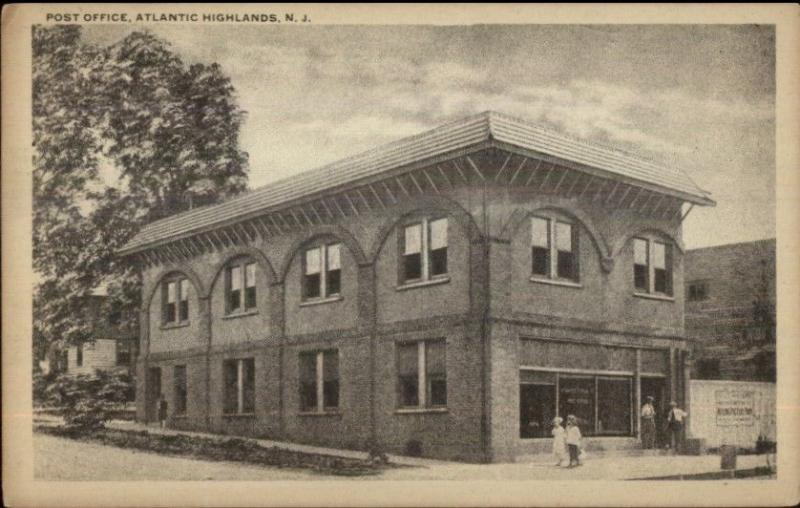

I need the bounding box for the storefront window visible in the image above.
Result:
[597,377,632,435]
[520,379,555,439]
[559,377,595,435]
[520,371,636,439]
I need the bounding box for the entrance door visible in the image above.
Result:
[520,383,555,439]
[146,367,162,423]
[641,377,666,446]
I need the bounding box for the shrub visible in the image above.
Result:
[44,370,134,430]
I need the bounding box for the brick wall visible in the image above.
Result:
[685,239,776,382]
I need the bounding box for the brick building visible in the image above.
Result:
[119,112,714,462]
[685,239,776,382]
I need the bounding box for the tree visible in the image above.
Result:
[33,26,249,365]
[44,370,134,430]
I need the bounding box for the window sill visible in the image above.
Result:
[299,295,343,307]
[633,292,675,302]
[298,410,342,417]
[529,277,582,289]
[395,407,448,415]
[160,321,190,331]
[222,310,259,320]
[396,276,451,291]
[222,412,256,418]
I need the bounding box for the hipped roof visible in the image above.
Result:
[120,111,713,255]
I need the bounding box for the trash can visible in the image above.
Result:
[720,445,737,470]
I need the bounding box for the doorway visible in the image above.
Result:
[146,367,162,423]
[641,376,667,446]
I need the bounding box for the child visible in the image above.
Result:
[565,415,582,468]
[551,416,568,467]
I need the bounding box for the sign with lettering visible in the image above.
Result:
[715,389,755,426]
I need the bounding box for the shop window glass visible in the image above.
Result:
[559,377,595,436]
[520,372,556,439]
[597,378,631,435]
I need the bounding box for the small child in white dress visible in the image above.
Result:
[551,416,568,466]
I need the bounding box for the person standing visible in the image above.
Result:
[565,415,582,468]
[157,393,168,429]
[666,401,688,454]
[641,396,657,449]
[551,416,568,467]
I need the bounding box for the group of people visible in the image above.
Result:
[550,398,688,467]
[550,415,583,468]
[641,396,688,453]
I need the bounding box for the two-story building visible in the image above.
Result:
[119,111,714,462]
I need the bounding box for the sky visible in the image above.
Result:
[83,24,775,249]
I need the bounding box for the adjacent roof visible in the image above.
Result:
[120,111,713,255]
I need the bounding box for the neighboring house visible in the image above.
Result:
[66,338,138,375]
[118,111,714,463]
[685,239,776,382]
[64,293,139,376]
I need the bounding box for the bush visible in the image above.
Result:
[44,370,134,430]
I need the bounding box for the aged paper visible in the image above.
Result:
[3,3,799,506]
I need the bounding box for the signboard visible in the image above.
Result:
[715,389,755,426]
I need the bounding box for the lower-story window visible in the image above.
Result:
[596,377,632,435]
[397,339,447,409]
[223,358,255,415]
[173,365,187,416]
[559,376,596,433]
[299,350,339,413]
[520,371,556,438]
[520,370,633,438]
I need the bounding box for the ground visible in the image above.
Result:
[34,432,773,481]
[34,433,321,481]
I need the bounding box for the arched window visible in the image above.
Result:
[302,243,341,301]
[162,274,190,325]
[399,216,448,284]
[530,213,579,283]
[632,235,673,296]
[225,258,257,314]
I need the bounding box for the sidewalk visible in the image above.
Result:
[105,420,774,480]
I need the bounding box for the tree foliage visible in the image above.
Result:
[43,370,134,430]
[33,26,249,360]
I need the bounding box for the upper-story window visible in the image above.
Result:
[531,216,579,282]
[401,217,448,284]
[226,259,257,314]
[687,281,709,302]
[633,237,673,296]
[303,243,341,300]
[163,276,189,325]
